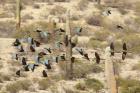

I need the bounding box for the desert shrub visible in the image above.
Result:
[55,0,68,2]
[132,61,140,71]
[38,78,53,90]
[86,14,103,26]
[0,73,12,82]
[117,78,140,93]
[64,88,80,93]
[118,8,128,15]
[0,21,16,37]
[22,14,34,20]
[6,79,31,93]
[14,21,54,39]
[85,78,104,92]
[88,39,108,49]
[33,4,40,9]
[75,82,86,91]
[50,5,66,15]
[77,0,89,10]
[92,64,103,73]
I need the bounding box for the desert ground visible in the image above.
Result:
[0,0,140,93]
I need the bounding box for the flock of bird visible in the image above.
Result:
[11,27,127,78]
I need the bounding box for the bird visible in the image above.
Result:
[30,45,35,52]
[15,54,18,60]
[13,39,21,46]
[107,10,111,15]
[60,54,66,61]
[16,70,20,77]
[55,56,59,63]
[34,40,40,47]
[64,35,69,46]
[38,52,47,57]
[84,53,90,61]
[110,42,115,56]
[71,57,75,63]
[122,43,127,60]
[19,45,24,52]
[59,28,65,32]
[24,65,30,71]
[45,48,52,53]
[117,25,123,29]
[76,48,84,56]
[95,52,100,64]
[42,70,48,77]
[45,62,52,70]
[21,57,27,65]
[36,29,42,32]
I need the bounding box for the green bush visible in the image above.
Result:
[85,78,104,92]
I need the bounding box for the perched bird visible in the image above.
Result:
[24,65,30,71]
[110,42,115,56]
[84,53,90,61]
[71,57,75,63]
[95,52,100,64]
[107,10,111,15]
[64,35,69,46]
[55,56,59,63]
[59,28,65,32]
[60,54,66,61]
[38,52,47,57]
[42,70,48,77]
[16,70,20,76]
[21,57,27,65]
[13,39,21,46]
[19,45,24,52]
[34,40,40,47]
[76,48,84,56]
[122,43,127,60]
[30,45,35,52]
[45,48,52,53]
[117,25,123,30]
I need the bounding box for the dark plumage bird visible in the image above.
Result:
[38,52,47,57]
[45,63,52,70]
[42,70,48,77]
[34,40,40,47]
[76,48,84,56]
[71,43,76,48]
[71,57,75,63]
[117,25,123,29]
[30,45,35,52]
[60,54,66,61]
[45,48,52,53]
[13,39,21,46]
[122,43,127,60]
[84,53,90,61]
[110,42,115,56]
[19,46,24,52]
[15,54,18,60]
[108,10,111,15]
[24,65,30,71]
[59,28,65,32]
[21,57,27,65]
[64,35,69,46]
[36,29,42,32]
[55,56,59,63]
[95,52,100,64]
[16,70,20,76]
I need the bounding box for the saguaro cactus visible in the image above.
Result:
[65,10,73,79]
[16,0,21,32]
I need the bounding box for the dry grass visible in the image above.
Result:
[6,79,32,93]
[38,78,53,90]
[50,5,66,15]
[86,14,103,26]
[77,0,89,10]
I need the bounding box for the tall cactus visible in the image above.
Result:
[16,0,21,32]
[65,10,73,79]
